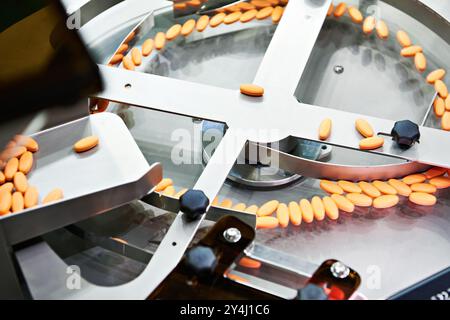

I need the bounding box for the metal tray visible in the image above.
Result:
[0,112,162,245]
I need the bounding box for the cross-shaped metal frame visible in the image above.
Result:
[77,0,450,299]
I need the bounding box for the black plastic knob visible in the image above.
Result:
[297,284,328,300]
[184,245,217,277]
[179,189,209,221]
[391,120,420,149]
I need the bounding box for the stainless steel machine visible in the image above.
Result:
[2,0,450,300]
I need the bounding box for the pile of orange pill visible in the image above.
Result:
[156,166,449,230]
[327,2,449,131]
[109,0,288,72]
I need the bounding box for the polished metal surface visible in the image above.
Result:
[0,113,162,245]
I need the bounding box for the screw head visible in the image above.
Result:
[179,190,209,221]
[391,120,420,149]
[184,246,217,277]
[223,228,241,243]
[330,261,350,279]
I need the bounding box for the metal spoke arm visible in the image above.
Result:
[253,0,332,94]
[71,128,247,299]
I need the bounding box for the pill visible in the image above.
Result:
[400,45,423,57]
[272,6,284,23]
[245,205,259,214]
[348,6,363,24]
[162,185,176,196]
[331,194,355,213]
[396,30,411,47]
[355,118,374,137]
[117,43,128,54]
[0,191,12,215]
[423,167,447,179]
[288,201,302,226]
[196,15,210,32]
[0,183,14,194]
[166,24,182,40]
[434,97,445,117]
[110,53,123,64]
[299,199,314,223]
[359,136,384,150]
[212,196,219,206]
[43,188,64,204]
[240,9,258,22]
[388,179,412,196]
[311,196,325,221]
[224,11,242,24]
[373,195,399,209]
[257,200,279,217]
[240,84,264,97]
[232,203,247,211]
[318,118,332,141]
[239,257,261,269]
[4,157,19,181]
[358,181,381,198]
[0,171,4,185]
[320,180,344,195]
[236,2,256,11]
[266,0,280,5]
[181,19,196,37]
[409,192,437,206]
[210,12,226,27]
[1,146,27,161]
[402,173,426,185]
[11,192,24,213]
[414,52,427,72]
[333,2,347,18]
[142,39,154,56]
[122,56,135,70]
[155,178,173,192]
[256,216,279,229]
[426,69,446,84]
[15,135,39,153]
[327,3,334,16]
[410,183,437,194]
[373,180,398,195]
[443,112,450,131]
[323,196,339,220]
[276,203,289,228]
[96,99,110,112]
[13,172,28,193]
[256,7,274,20]
[124,31,135,44]
[376,20,389,39]
[362,16,376,34]
[129,48,141,67]
[24,186,38,208]
[73,136,99,153]
[346,193,373,207]
[446,97,450,111]
[251,0,272,9]
[338,180,361,193]
[220,198,233,208]
[429,176,450,189]
[174,188,188,199]
[173,3,186,10]
[155,32,166,50]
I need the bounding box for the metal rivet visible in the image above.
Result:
[334,65,344,74]
[330,261,350,279]
[223,228,241,243]
[125,83,132,89]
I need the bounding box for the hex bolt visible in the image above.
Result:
[184,245,218,277]
[391,120,421,149]
[179,189,209,221]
